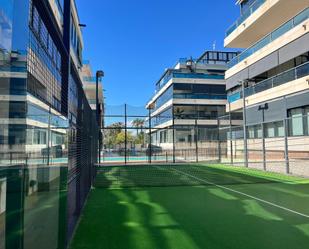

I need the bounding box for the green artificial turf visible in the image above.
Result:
[70,164,309,249]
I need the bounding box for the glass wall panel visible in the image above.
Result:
[264,121,284,138]
[246,124,262,139]
[289,108,304,136]
[0,0,13,51]
[0,176,5,249]
[306,107,309,135]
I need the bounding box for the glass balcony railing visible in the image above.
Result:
[246,61,309,97]
[227,92,242,103]
[225,0,266,37]
[174,93,227,100]
[0,66,27,72]
[173,73,224,80]
[228,61,309,103]
[156,72,225,92]
[228,7,309,69]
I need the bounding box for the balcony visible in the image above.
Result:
[226,0,266,37]
[228,7,309,69]
[228,61,309,103]
[225,0,309,48]
[245,61,309,97]
[174,93,227,100]
[156,71,224,92]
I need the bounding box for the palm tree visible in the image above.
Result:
[132,118,145,135]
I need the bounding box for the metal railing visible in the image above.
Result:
[228,7,309,68]
[245,61,309,97]
[174,93,226,100]
[225,0,266,37]
[228,61,309,103]
[156,71,225,92]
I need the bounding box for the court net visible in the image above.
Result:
[94,164,293,188]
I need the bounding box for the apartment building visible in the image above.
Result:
[0,1,99,249]
[146,51,239,151]
[81,60,104,116]
[225,0,309,171]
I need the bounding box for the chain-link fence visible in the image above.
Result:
[101,104,309,177]
[101,104,228,164]
[219,114,309,177]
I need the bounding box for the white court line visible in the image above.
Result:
[170,166,309,219]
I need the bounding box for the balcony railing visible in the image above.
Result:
[228,61,309,103]
[227,92,242,103]
[156,72,224,92]
[174,93,227,100]
[225,0,266,37]
[245,61,309,97]
[0,66,27,73]
[228,7,309,69]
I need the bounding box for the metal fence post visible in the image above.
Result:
[217,119,221,163]
[242,81,249,167]
[172,106,176,163]
[284,118,290,174]
[195,119,199,163]
[261,122,266,171]
[148,108,152,164]
[47,106,51,166]
[124,104,127,165]
[228,103,233,165]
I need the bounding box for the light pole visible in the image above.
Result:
[96,70,104,125]
[96,70,104,164]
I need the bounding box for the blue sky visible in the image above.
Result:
[76,0,240,107]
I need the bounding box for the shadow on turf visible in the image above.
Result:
[95,164,280,189]
[69,166,309,249]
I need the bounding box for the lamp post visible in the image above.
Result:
[96,70,104,125]
[96,70,104,164]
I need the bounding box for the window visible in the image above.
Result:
[0,126,6,145]
[248,125,262,139]
[306,107,309,134]
[264,121,284,138]
[160,130,168,143]
[289,108,304,136]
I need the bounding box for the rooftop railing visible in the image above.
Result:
[225,0,266,37]
[228,7,309,69]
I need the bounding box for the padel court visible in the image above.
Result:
[70,164,309,249]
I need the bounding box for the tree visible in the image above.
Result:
[115,131,133,145]
[132,118,145,135]
[104,122,124,148]
[134,132,145,145]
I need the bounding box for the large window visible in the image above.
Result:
[152,85,173,112]
[0,1,13,51]
[151,107,172,127]
[29,6,62,111]
[288,107,309,136]
[264,121,284,138]
[173,105,225,120]
[173,83,226,99]
[248,125,262,139]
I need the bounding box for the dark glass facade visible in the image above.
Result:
[152,83,227,112]
[0,1,99,249]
